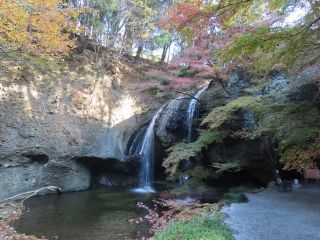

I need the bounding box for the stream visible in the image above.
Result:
[12,187,156,240]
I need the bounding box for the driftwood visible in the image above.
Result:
[0,186,62,204]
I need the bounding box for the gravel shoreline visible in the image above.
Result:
[0,201,45,240]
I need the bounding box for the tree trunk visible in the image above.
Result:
[161,41,173,63]
[160,44,169,63]
[135,43,143,59]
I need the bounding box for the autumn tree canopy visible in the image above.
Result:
[0,0,177,59]
[0,0,318,69]
[163,0,320,74]
[0,0,77,56]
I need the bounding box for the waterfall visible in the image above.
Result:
[128,126,147,156]
[133,105,165,193]
[186,87,207,142]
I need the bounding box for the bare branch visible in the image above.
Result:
[0,186,62,204]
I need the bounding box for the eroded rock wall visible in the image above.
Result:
[0,50,151,199]
[197,67,320,185]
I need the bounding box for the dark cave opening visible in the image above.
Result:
[73,156,138,188]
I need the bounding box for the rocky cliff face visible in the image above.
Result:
[198,67,320,185]
[1,48,318,199]
[155,98,190,148]
[160,66,319,188]
[0,50,154,199]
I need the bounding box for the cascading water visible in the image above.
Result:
[186,87,207,142]
[127,126,147,156]
[133,106,165,193]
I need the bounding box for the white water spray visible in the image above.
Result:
[133,106,165,193]
[186,87,207,142]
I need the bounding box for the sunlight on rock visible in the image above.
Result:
[21,85,32,117]
[29,88,39,100]
[109,94,140,126]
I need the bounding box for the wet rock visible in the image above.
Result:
[199,68,251,113]
[199,82,230,112]
[204,137,277,184]
[125,125,147,156]
[288,81,320,104]
[226,67,251,95]
[242,110,258,131]
[87,114,149,160]
[261,72,289,95]
[155,98,189,148]
[124,153,141,163]
[178,159,195,172]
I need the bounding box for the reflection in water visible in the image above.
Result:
[13,188,155,240]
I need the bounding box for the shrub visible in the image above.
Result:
[146,86,160,96]
[160,79,170,85]
[177,66,201,77]
[163,130,229,175]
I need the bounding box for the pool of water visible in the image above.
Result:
[12,187,156,240]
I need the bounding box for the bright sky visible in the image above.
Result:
[283,3,311,26]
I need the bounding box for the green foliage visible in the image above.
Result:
[147,29,173,50]
[224,186,250,204]
[70,0,173,56]
[163,130,228,175]
[154,30,173,46]
[201,96,264,129]
[257,102,320,145]
[154,217,234,240]
[146,86,160,96]
[222,25,320,74]
[246,100,320,169]
[89,0,118,11]
[163,142,199,175]
[209,97,320,169]
[165,86,320,173]
[212,162,241,174]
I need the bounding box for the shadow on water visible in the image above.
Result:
[12,187,156,240]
